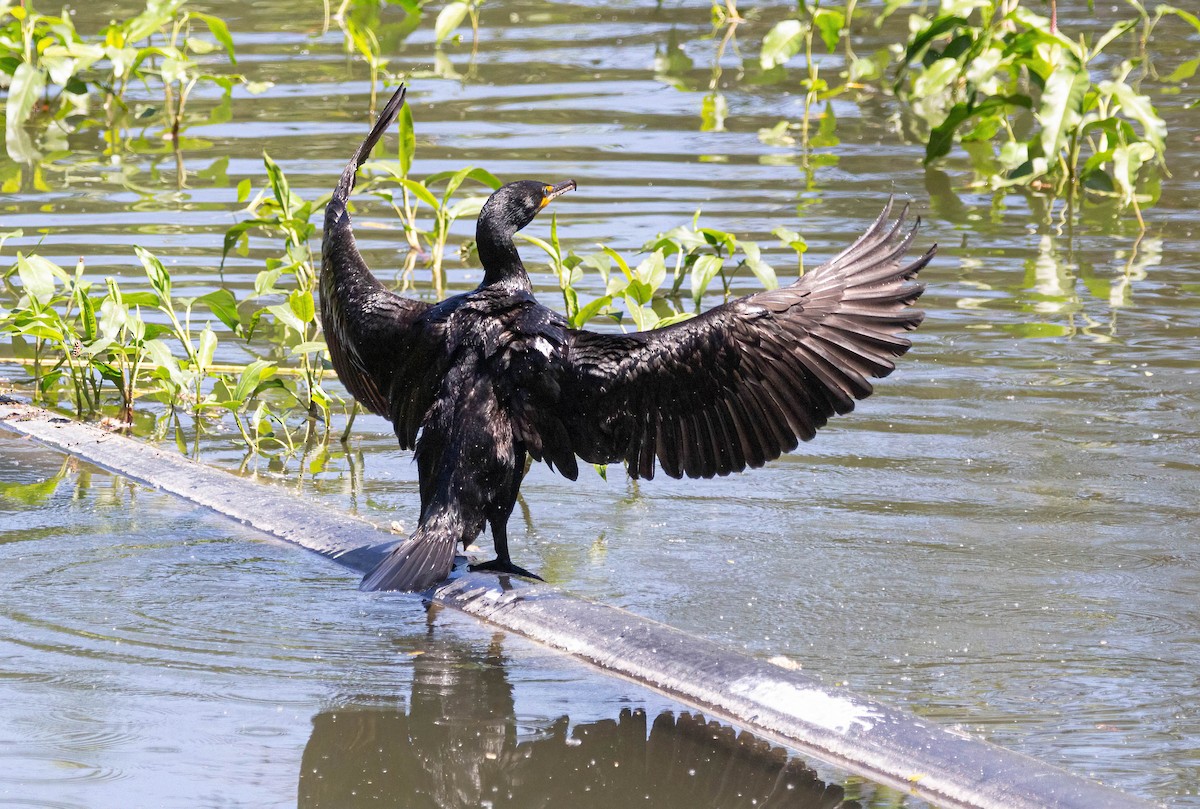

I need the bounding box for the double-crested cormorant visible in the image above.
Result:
[321,86,934,592]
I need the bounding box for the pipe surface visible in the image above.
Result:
[0,399,1159,809]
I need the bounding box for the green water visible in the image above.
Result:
[2,0,1198,806]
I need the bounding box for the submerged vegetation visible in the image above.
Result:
[1,0,1193,465]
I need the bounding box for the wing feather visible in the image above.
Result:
[320,86,442,448]
[548,201,933,480]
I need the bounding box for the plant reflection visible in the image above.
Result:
[299,631,862,809]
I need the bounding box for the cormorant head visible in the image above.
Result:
[478,179,576,239]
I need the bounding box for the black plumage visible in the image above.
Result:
[321,86,935,592]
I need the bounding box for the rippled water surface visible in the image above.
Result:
[2,0,1199,806]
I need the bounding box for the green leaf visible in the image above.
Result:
[624,296,658,330]
[1163,57,1200,84]
[0,229,23,253]
[220,218,274,269]
[700,92,727,133]
[124,4,175,41]
[1103,80,1167,155]
[1111,142,1156,205]
[773,227,807,254]
[263,152,293,215]
[653,311,695,328]
[78,289,98,342]
[196,289,240,332]
[572,295,614,328]
[134,246,171,302]
[397,177,442,210]
[925,95,1029,164]
[462,166,503,190]
[5,62,46,127]
[813,9,845,53]
[397,101,416,177]
[267,302,305,334]
[1156,5,1200,34]
[446,195,488,221]
[233,359,275,402]
[288,289,315,324]
[760,19,804,69]
[1089,19,1136,59]
[185,37,217,55]
[121,292,161,307]
[691,254,724,305]
[903,15,968,64]
[144,338,185,388]
[635,251,667,291]
[435,1,470,44]
[1036,60,1089,166]
[16,254,60,305]
[190,12,237,65]
[289,340,327,356]
[197,326,218,371]
[740,243,779,290]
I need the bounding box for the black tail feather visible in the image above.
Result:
[360,520,457,592]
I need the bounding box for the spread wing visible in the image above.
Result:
[544,201,933,480]
[320,86,443,449]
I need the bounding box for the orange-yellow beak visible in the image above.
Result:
[539,179,577,209]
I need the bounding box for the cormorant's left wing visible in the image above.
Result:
[320,86,442,447]
[540,202,933,480]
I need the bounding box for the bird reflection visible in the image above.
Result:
[298,630,860,809]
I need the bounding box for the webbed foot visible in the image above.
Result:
[469,558,545,582]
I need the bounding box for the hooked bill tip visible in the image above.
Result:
[540,180,577,208]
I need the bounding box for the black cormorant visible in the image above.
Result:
[321,86,935,592]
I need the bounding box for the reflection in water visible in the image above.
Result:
[299,628,857,809]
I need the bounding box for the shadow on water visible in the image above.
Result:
[299,621,857,809]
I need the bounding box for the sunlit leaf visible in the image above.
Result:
[760,19,803,69]
[195,289,240,333]
[190,12,237,64]
[134,246,172,302]
[1102,79,1167,155]
[1156,5,1200,34]
[5,62,46,128]
[740,243,779,290]
[17,254,61,305]
[197,326,218,370]
[267,302,305,334]
[1036,59,1089,170]
[435,1,470,44]
[288,289,315,324]
[700,92,726,132]
[397,101,416,177]
[1163,57,1199,84]
[813,8,845,53]
[572,295,614,328]
[691,254,723,305]
[78,289,97,342]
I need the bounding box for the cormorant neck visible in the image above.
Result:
[477,219,530,289]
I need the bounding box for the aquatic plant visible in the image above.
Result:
[748,0,1191,220]
[1,0,268,184]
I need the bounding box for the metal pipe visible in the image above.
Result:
[0,398,1159,809]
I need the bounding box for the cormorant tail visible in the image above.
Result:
[359,515,457,592]
[330,85,407,213]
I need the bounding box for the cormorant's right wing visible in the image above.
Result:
[547,201,933,480]
[320,86,442,449]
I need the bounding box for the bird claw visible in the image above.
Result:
[469,558,545,582]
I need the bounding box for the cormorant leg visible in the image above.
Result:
[469,516,544,581]
[469,457,543,582]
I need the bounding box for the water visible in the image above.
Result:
[2,0,1199,805]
